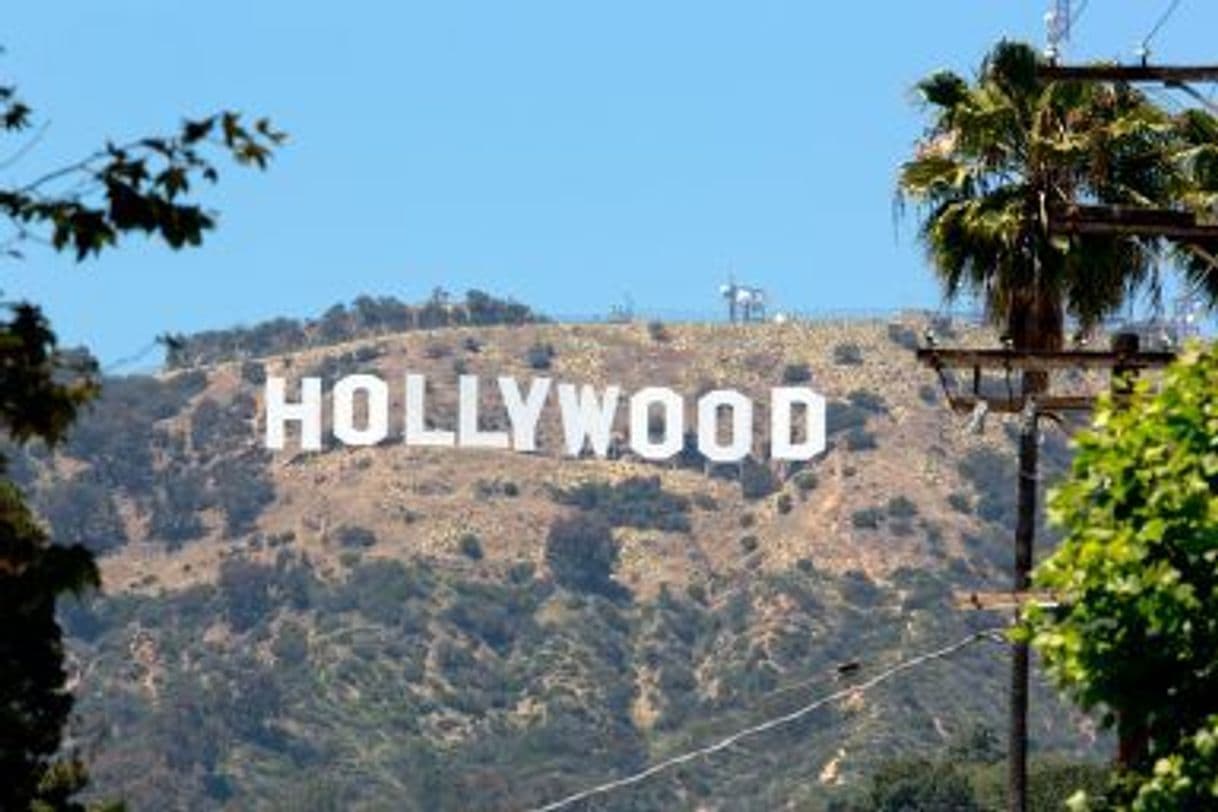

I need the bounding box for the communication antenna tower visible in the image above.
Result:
[720,277,767,323]
[719,277,739,323]
[608,292,635,324]
[1045,0,1072,61]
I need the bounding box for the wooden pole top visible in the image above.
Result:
[1038,65,1218,83]
[915,347,1177,371]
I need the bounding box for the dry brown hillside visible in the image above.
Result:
[33,315,1106,811]
[93,317,1070,598]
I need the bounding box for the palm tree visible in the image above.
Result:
[899,40,1218,373]
[897,39,1218,809]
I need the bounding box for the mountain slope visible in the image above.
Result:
[23,312,1102,810]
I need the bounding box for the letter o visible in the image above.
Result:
[697,390,753,462]
[333,374,389,446]
[630,387,684,460]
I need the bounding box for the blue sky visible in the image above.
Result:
[4,1,1217,363]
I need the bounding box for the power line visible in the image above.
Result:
[1170,81,1218,117]
[1141,0,1184,58]
[1071,0,1090,27]
[527,628,1007,812]
[102,340,161,374]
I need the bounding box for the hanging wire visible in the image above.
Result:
[1147,86,1185,114]
[1141,0,1184,58]
[1171,81,1218,117]
[1071,0,1091,28]
[102,340,161,374]
[527,629,1006,812]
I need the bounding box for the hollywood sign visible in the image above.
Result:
[264,375,826,462]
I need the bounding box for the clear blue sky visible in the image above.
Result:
[4,1,1217,363]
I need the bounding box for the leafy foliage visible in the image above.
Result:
[898,40,1218,354]
[739,456,780,499]
[782,362,812,384]
[165,289,543,368]
[50,536,1099,811]
[1126,716,1218,811]
[544,514,623,597]
[833,343,864,366]
[0,65,280,809]
[1025,343,1218,806]
[551,476,692,532]
[37,472,127,554]
[0,109,282,262]
[526,341,556,371]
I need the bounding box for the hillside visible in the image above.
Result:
[21,310,1106,810]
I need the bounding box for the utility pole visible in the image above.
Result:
[1009,396,1038,812]
[917,343,1177,812]
[915,13,1218,808]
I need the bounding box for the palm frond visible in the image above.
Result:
[916,70,970,112]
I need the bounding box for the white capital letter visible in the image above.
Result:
[333,374,389,446]
[557,383,620,457]
[771,387,826,460]
[697,389,753,462]
[265,376,322,451]
[630,387,684,460]
[499,376,550,452]
[459,375,509,449]
[405,374,455,446]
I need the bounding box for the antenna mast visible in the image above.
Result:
[1045,0,1072,61]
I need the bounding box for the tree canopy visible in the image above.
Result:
[0,61,281,810]
[898,40,1218,356]
[1024,343,1218,809]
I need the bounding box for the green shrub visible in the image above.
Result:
[647,320,670,342]
[947,491,972,514]
[886,323,919,350]
[840,569,882,606]
[846,389,886,414]
[552,476,691,532]
[885,495,918,519]
[240,360,266,386]
[424,342,451,360]
[217,557,274,632]
[851,507,882,529]
[334,525,377,549]
[833,343,864,365]
[827,401,869,434]
[889,520,914,537]
[782,362,812,384]
[474,479,520,499]
[794,471,818,495]
[844,427,878,451]
[740,457,779,500]
[459,533,484,561]
[39,473,128,554]
[776,492,793,514]
[526,342,555,370]
[544,514,622,597]
[957,448,1013,526]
